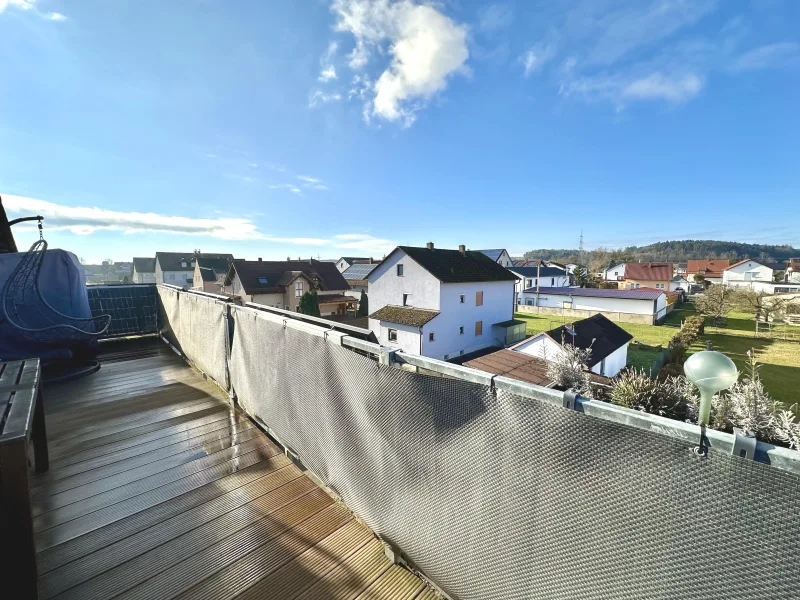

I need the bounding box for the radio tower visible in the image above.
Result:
[578,230,584,266]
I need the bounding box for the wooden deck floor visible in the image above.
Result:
[32,338,433,600]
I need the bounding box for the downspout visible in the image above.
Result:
[419,326,423,355]
[536,261,541,307]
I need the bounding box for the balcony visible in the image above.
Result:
[4,283,800,599]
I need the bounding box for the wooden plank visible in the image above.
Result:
[33,436,276,529]
[0,360,22,388]
[355,566,426,600]
[46,405,230,460]
[293,538,391,600]
[40,410,250,471]
[47,393,223,443]
[30,424,263,506]
[234,520,375,600]
[123,503,352,600]
[37,455,293,571]
[35,446,286,553]
[32,414,254,485]
[51,484,327,600]
[1,388,36,442]
[39,467,307,598]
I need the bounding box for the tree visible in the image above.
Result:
[573,265,591,287]
[695,285,735,324]
[774,270,785,283]
[693,273,705,284]
[357,290,369,317]
[735,289,800,323]
[298,290,321,317]
[122,276,129,284]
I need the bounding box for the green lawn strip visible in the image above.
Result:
[626,345,663,373]
[514,313,673,347]
[688,334,800,409]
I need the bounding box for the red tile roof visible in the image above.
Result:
[625,262,673,281]
[686,259,729,278]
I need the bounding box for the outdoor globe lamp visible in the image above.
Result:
[684,351,739,426]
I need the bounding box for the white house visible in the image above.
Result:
[519,287,668,323]
[155,252,197,289]
[723,259,775,287]
[601,263,626,282]
[511,314,632,378]
[509,266,570,304]
[132,257,156,284]
[335,257,371,273]
[367,243,518,360]
[477,249,514,268]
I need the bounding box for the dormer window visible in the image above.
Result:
[258,277,268,284]
[181,261,187,268]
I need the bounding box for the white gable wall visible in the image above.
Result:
[723,261,774,285]
[514,333,563,361]
[602,263,626,281]
[368,250,440,312]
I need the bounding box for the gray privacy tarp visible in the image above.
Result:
[228,306,799,600]
[157,286,228,389]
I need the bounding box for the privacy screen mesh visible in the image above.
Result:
[228,308,799,600]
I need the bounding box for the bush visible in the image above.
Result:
[773,409,800,450]
[667,315,705,364]
[544,341,593,398]
[610,369,695,420]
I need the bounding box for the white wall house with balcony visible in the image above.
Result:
[722,259,775,287]
[367,244,518,360]
[509,266,570,304]
[601,263,626,281]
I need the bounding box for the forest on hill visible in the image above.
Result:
[522,240,797,272]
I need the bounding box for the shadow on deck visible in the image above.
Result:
[32,338,433,600]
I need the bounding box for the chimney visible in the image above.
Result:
[426,242,434,249]
[287,257,290,261]
[458,244,466,254]
[369,257,373,264]
[258,257,262,262]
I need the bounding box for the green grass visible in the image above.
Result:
[514,309,800,407]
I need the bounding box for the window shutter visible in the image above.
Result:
[476,291,483,306]
[475,321,483,336]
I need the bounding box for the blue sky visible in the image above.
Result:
[1,0,798,263]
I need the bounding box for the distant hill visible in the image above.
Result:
[522,240,798,271]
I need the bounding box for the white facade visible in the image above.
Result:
[132,268,156,284]
[367,248,515,360]
[601,263,626,281]
[495,250,513,268]
[723,261,774,286]
[519,289,667,318]
[670,276,690,291]
[513,333,628,377]
[511,269,570,303]
[155,260,194,289]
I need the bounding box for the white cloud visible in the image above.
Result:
[333,233,397,256]
[3,194,268,240]
[478,3,513,34]
[521,44,556,77]
[297,176,321,184]
[332,0,470,126]
[561,71,704,108]
[268,184,302,194]
[297,175,331,191]
[319,41,339,81]
[622,72,703,102]
[0,0,67,20]
[731,43,800,72]
[309,90,342,108]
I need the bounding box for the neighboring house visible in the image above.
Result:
[675,263,688,276]
[192,254,235,293]
[341,262,378,298]
[785,258,800,283]
[686,259,730,285]
[722,259,775,287]
[335,257,371,273]
[509,266,570,304]
[518,287,668,322]
[82,262,132,284]
[223,258,354,315]
[155,252,197,289]
[670,275,691,292]
[132,257,156,284]
[623,262,674,291]
[366,243,518,360]
[512,314,633,378]
[477,249,514,268]
[601,263,626,282]
[564,263,578,274]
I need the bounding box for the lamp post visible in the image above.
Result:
[684,351,739,426]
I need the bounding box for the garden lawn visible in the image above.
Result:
[514,312,674,347]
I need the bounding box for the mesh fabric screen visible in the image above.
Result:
[87,284,157,338]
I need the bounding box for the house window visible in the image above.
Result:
[429,332,435,342]
[388,329,398,342]
[526,299,532,305]
[403,293,409,306]
[295,280,303,297]
[459,294,465,304]
[614,272,618,277]
[459,326,464,335]
[397,264,404,277]
[181,261,187,268]
[656,283,665,289]
[257,277,268,284]
[476,291,483,306]
[525,279,532,288]
[475,321,483,336]
[551,277,554,286]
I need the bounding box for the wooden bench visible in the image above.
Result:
[0,359,48,599]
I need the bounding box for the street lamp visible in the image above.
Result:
[684,351,739,426]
